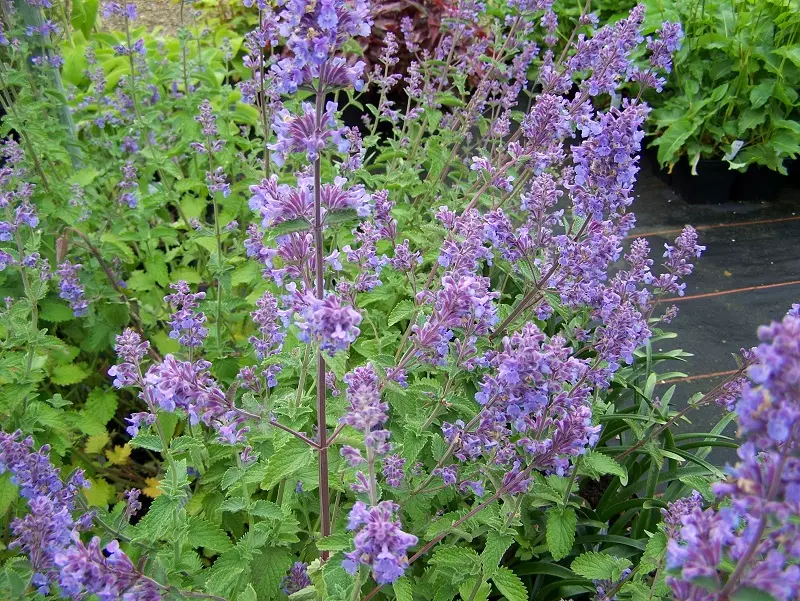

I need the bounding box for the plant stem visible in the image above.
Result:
[236,454,252,527]
[313,83,331,557]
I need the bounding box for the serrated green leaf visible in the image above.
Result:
[262,441,314,490]
[129,434,163,452]
[430,547,481,582]
[459,578,491,601]
[250,500,284,520]
[266,217,310,238]
[238,584,258,601]
[546,506,576,561]
[84,476,114,507]
[206,567,244,597]
[51,364,90,386]
[492,567,527,601]
[482,532,513,576]
[388,300,416,326]
[393,577,413,601]
[580,450,628,486]
[82,389,118,426]
[39,302,75,323]
[571,552,632,581]
[187,516,232,553]
[222,467,243,491]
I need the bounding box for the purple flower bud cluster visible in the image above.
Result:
[271,0,371,93]
[343,501,418,584]
[296,293,362,354]
[57,260,89,317]
[442,323,599,483]
[246,290,285,387]
[164,281,207,348]
[0,431,93,594]
[666,310,800,601]
[269,101,349,166]
[102,1,137,20]
[56,538,162,601]
[117,160,139,208]
[281,561,312,595]
[109,327,252,445]
[340,364,390,451]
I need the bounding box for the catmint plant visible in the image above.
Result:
[1,1,767,601]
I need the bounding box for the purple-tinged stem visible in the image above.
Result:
[313,82,332,557]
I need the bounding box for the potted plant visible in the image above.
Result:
[646,0,800,203]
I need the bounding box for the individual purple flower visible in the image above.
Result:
[343,501,417,584]
[341,445,365,467]
[125,412,156,437]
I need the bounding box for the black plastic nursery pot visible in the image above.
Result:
[731,165,784,202]
[671,157,737,205]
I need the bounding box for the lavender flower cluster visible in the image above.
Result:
[0,431,160,600]
[665,309,800,601]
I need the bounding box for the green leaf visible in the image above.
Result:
[250,548,295,600]
[84,476,114,507]
[730,587,780,601]
[393,577,413,601]
[739,109,767,136]
[187,516,233,553]
[222,467,243,491]
[482,532,513,576]
[459,578,491,601]
[262,441,314,490]
[388,300,416,326]
[0,472,18,516]
[435,93,466,107]
[430,547,481,583]
[546,506,576,561]
[250,500,284,520]
[85,432,110,454]
[129,434,163,452]
[775,45,800,68]
[654,118,695,165]
[580,450,628,486]
[238,584,258,601]
[325,208,359,226]
[749,80,775,109]
[492,567,527,601]
[51,364,90,386]
[39,302,75,323]
[206,567,244,597]
[82,389,118,427]
[266,217,310,238]
[571,552,633,581]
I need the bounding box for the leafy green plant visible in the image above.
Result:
[0,2,788,601]
[647,0,800,173]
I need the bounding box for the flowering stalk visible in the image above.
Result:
[313,82,332,553]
